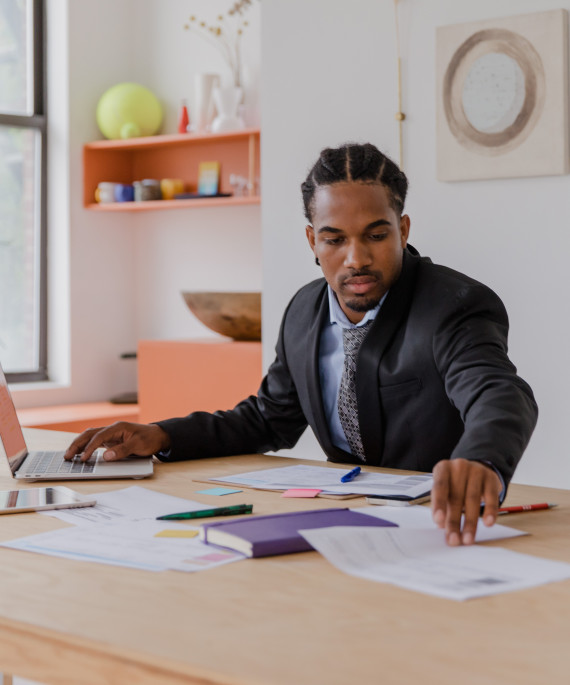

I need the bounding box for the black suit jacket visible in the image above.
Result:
[157,247,538,486]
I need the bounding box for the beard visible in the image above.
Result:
[338,268,385,314]
[343,294,383,313]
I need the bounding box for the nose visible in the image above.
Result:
[344,239,372,270]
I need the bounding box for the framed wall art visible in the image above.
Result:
[436,9,569,181]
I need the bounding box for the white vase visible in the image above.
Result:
[211,86,245,133]
[194,73,220,133]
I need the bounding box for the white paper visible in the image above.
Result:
[351,504,527,543]
[13,486,245,573]
[210,464,433,497]
[2,520,245,572]
[299,526,570,600]
[40,485,211,525]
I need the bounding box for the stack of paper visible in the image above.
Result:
[1,486,245,572]
[299,524,570,601]
[206,464,433,498]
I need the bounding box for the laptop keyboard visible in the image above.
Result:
[23,451,97,475]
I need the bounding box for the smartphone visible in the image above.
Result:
[0,486,96,515]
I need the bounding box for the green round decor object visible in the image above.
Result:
[96,83,163,140]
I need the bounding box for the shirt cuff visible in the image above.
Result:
[155,448,172,461]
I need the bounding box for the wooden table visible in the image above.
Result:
[0,429,569,685]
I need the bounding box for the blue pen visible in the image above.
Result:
[340,466,361,483]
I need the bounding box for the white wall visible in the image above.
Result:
[261,0,570,489]
[132,207,262,341]
[14,0,261,406]
[128,0,262,342]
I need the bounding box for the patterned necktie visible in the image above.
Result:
[337,321,372,460]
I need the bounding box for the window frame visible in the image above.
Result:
[0,0,48,383]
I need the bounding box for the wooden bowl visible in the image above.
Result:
[181,291,261,341]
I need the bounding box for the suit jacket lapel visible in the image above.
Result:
[356,249,420,465]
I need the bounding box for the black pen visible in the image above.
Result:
[157,504,253,520]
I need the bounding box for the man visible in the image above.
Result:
[66,143,538,546]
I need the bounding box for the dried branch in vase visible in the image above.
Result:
[184,1,259,89]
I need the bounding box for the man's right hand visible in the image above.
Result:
[64,422,171,462]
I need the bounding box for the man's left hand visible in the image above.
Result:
[431,458,501,546]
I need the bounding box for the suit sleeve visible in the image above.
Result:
[432,283,538,485]
[154,305,308,461]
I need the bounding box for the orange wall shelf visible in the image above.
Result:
[137,339,262,424]
[83,128,260,211]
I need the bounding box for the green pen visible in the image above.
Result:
[156,504,253,520]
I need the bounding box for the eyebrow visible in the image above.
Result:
[316,219,391,234]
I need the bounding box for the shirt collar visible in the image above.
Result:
[326,285,387,329]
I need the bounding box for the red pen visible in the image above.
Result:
[497,503,557,515]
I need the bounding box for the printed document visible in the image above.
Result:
[299,526,570,600]
[352,504,527,543]
[209,464,433,497]
[39,485,211,526]
[1,486,244,572]
[2,520,244,572]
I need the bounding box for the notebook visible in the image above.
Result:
[199,507,397,557]
[0,362,153,482]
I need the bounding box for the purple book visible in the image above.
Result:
[199,508,397,558]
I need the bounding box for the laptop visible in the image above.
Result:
[0,362,153,482]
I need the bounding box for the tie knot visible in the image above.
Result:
[342,321,372,356]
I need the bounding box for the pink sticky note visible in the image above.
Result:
[281,488,322,498]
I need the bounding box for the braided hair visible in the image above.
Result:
[301,143,408,222]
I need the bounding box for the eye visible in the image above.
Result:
[323,237,344,246]
[369,233,388,242]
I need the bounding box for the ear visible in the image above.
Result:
[400,214,410,248]
[306,224,316,253]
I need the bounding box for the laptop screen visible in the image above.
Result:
[0,364,28,474]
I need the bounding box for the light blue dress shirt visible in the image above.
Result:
[318,286,387,454]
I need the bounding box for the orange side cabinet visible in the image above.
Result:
[137,339,263,424]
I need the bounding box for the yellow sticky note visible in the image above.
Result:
[155,529,199,538]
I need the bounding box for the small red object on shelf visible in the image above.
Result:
[178,99,190,134]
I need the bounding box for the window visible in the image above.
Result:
[0,0,47,382]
